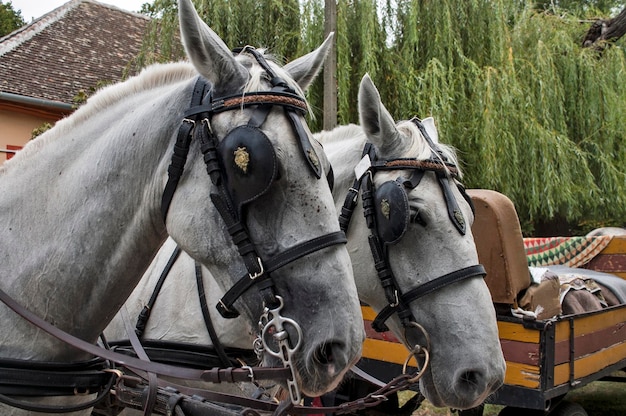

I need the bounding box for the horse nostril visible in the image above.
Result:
[455,368,486,396]
[314,342,344,365]
[459,370,480,387]
[314,343,334,365]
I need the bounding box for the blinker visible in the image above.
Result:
[374,180,410,245]
[217,125,277,216]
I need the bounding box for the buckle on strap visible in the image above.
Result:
[216,231,348,319]
[371,264,486,332]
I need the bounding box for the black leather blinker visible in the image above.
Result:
[373,179,410,245]
[217,125,277,216]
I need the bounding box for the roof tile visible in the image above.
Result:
[0,0,150,105]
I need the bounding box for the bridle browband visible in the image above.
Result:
[338,118,486,333]
[161,47,345,319]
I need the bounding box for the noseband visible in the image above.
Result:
[339,118,486,333]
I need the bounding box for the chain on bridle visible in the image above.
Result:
[338,118,486,336]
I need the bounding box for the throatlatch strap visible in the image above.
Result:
[371,264,486,332]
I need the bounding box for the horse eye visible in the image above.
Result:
[410,207,427,226]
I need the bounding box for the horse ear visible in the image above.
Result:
[358,74,405,157]
[283,33,334,91]
[421,117,439,144]
[178,0,248,89]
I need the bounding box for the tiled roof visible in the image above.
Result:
[0,0,150,105]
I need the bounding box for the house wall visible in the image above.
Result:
[0,103,66,164]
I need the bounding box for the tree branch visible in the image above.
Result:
[583,6,626,48]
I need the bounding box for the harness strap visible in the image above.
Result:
[371,264,486,332]
[109,340,257,369]
[195,261,232,367]
[184,92,308,118]
[286,109,322,178]
[135,245,182,338]
[114,369,421,415]
[437,171,467,235]
[338,143,376,233]
[0,287,291,382]
[0,367,112,396]
[216,231,348,318]
[121,306,158,416]
[161,77,209,223]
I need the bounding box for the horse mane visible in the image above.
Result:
[1,50,309,174]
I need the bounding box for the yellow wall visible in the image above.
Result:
[0,105,64,164]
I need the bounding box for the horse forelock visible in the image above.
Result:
[397,120,462,178]
[235,50,311,116]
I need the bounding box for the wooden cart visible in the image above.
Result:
[339,190,626,416]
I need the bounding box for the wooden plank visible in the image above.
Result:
[498,321,540,343]
[362,338,417,366]
[503,361,541,389]
[571,307,626,337]
[574,321,626,357]
[361,306,377,321]
[586,254,626,275]
[574,339,626,378]
[500,339,541,366]
[554,320,570,343]
[553,339,626,385]
[553,362,569,386]
[600,237,626,255]
[554,320,626,364]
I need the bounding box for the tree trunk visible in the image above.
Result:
[583,6,626,48]
[323,0,337,130]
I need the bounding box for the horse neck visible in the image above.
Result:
[0,78,193,360]
[317,125,382,304]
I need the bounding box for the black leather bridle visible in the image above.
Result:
[161,47,347,319]
[338,118,486,333]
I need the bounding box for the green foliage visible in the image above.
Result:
[133,0,626,235]
[31,123,52,139]
[0,1,24,37]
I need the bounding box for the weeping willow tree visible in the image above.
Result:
[130,0,626,235]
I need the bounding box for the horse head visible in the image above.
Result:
[321,74,506,409]
[163,0,363,397]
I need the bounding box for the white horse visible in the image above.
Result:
[108,74,506,412]
[0,0,364,414]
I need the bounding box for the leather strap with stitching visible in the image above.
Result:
[372,264,486,332]
[216,231,348,318]
[0,286,291,383]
